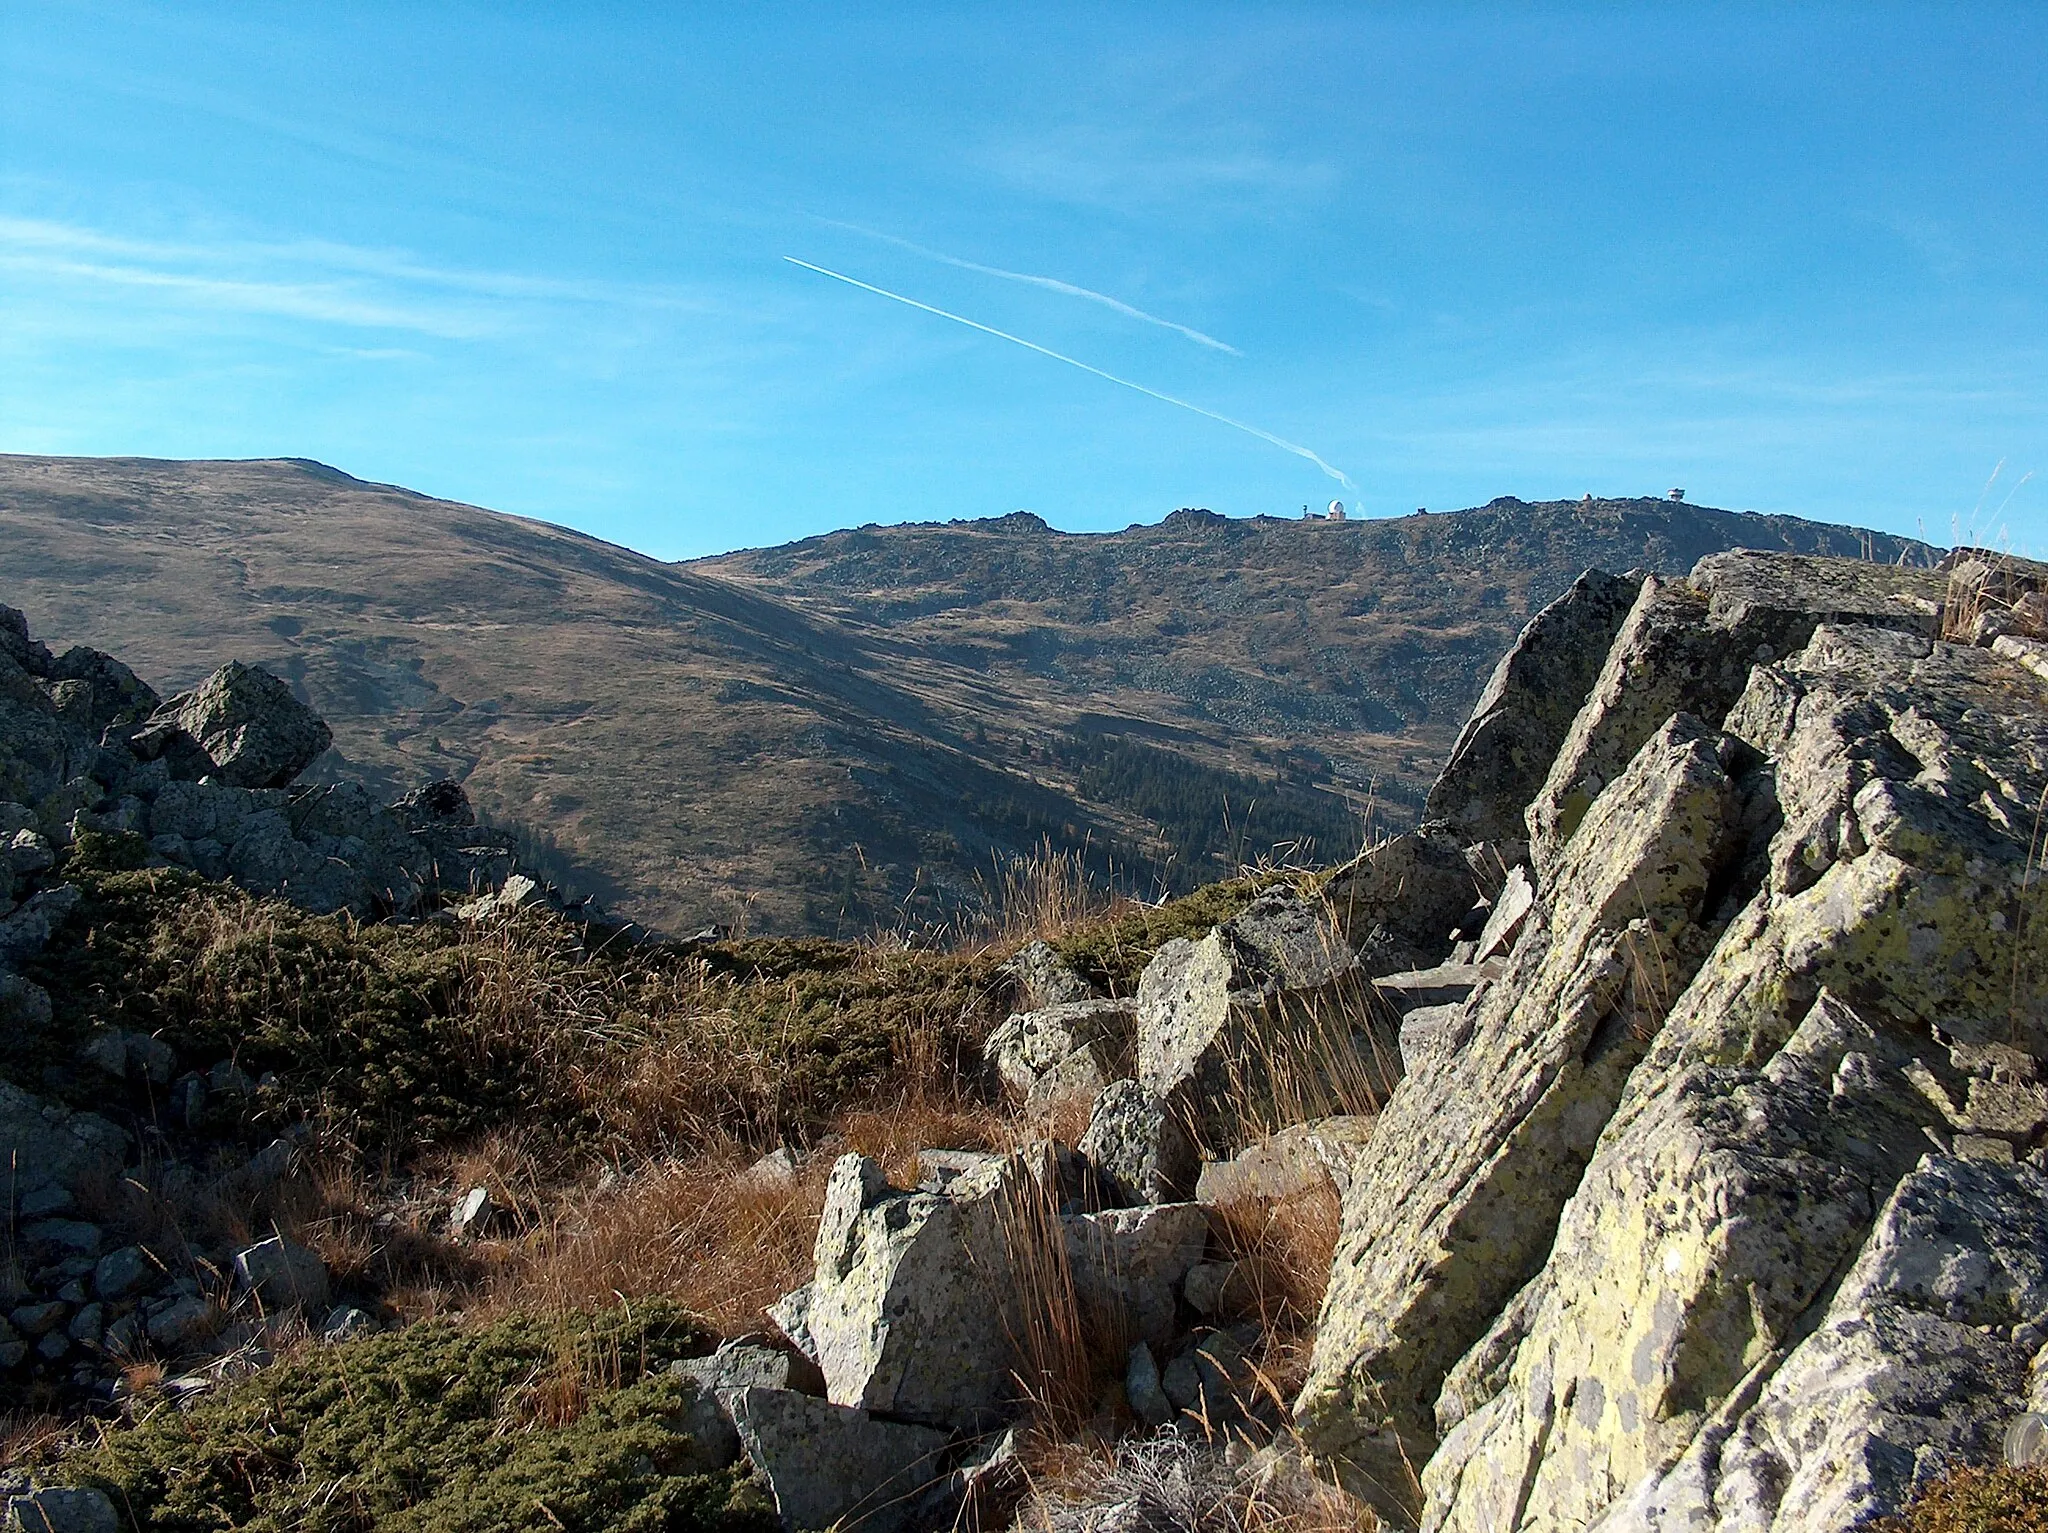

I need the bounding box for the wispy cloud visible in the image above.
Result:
[786,257,1351,488]
[820,219,1239,354]
[0,216,710,340]
[974,123,1339,214]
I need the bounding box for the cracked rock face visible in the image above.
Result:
[1300,553,2048,1531]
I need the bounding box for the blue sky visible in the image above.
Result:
[2,4,2043,559]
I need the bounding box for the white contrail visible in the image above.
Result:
[821,221,1240,355]
[784,257,1353,491]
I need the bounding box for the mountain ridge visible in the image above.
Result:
[0,453,1935,932]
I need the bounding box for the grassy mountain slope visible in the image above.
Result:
[0,455,1929,932]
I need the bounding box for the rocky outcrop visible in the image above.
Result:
[1524,553,1945,882]
[0,604,543,927]
[1298,552,2048,1530]
[1320,827,1482,978]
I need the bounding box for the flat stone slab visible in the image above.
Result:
[1372,961,1504,1010]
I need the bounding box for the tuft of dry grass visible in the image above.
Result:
[993,1146,1102,1437]
[477,1136,833,1333]
[0,1411,69,1472]
[1018,1433,1380,1533]
[1203,1180,1345,1402]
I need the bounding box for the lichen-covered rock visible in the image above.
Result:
[730,1386,950,1533]
[158,660,332,789]
[984,997,1136,1109]
[1219,885,1358,990]
[1002,937,1099,1009]
[1079,1078,1198,1205]
[1322,601,2048,1532]
[1194,1115,1377,1204]
[1062,1202,1210,1352]
[1296,714,1763,1511]
[1427,569,1645,842]
[1135,918,1391,1156]
[801,1151,1027,1431]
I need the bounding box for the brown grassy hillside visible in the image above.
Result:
[0,456,1929,932]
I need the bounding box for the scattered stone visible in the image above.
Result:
[801,1152,1025,1430]
[729,1386,951,1533]
[740,1147,800,1192]
[1397,1004,1465,1073]
[1371,961,1503,1012]
[2,1486,119,1533]
[145,1297,216,1353]
[1473,865,1535,962]
[1078,1079,1197,1206]
[449,1186,493,1239]
[9,1303,66,1338]
[91,1246,157,1304]
[22,1221,101,1262]
[233,1236,329,1312]
[320,1306,377,1342]
[1002,938,1099,1009]
[1126,1341,1173,1427]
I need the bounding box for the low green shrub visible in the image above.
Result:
[65,1304,775,1533]
[19,867,1006,1162]
[1876,1463,2048,1533]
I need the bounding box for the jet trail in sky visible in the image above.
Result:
[784,256,1353,490]
[821,221,1240,354]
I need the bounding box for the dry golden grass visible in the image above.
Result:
[1205,1180,1345,1402]
[1017,1432,1381,1533]
[0,1411,68,1470]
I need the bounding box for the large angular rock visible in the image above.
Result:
[1426,569,1645,842]
[1219,885,1357,990]
[46,646,158,736]
[1078,1078,1198,1205]
[1525,553,1946,881]
[1136,905,1393,1156]
[802,1151,1030,1431]
[159,661,332,789]
[984,997,1136,1110]
[1061,1202,1210,1352]
[1319,827,1480,976]
[730,1387,951,1533]
[1296,713,1762,1511]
